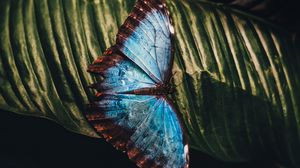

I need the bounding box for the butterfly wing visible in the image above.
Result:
[86,94,189,168]
[87,53,189,167]
[86,0,189,167]
[116,0,174,83]
[88,50,155,94]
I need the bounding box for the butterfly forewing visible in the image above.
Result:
[86,0,189,167]
[116,0,174,83]
[86,94,188,168]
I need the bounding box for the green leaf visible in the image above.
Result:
[0,0,299,167]
[168,0,300,166]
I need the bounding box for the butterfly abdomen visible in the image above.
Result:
[85,0,189,167]
[121,84,173,96]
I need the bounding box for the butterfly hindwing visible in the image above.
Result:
[86,0,189,167]
[116,0,174,83]
[86,94,188,168]
[88,52,155,94]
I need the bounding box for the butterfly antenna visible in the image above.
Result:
[168,71,178,94]
[169,71,177,83]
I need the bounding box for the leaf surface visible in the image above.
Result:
[0,0,299,167]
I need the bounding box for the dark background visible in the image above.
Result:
[0,110,278,168]
[212,0,300,32]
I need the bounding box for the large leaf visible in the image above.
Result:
[0,0,135,138]
[169,0,300,166]
[0,0,299,167]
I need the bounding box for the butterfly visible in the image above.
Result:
[85,0,189,167]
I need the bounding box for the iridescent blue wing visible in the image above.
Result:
[86,94,189,168]
[88,49,155,94]
[87,0,189,167]
[87,51,189,167]
[116,0,174,83]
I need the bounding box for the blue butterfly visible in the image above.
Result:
[85,0,189,167]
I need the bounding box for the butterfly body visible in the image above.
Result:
[85,0,189,167]
[122,84,174,96]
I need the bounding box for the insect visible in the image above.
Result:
[85,0,189,167]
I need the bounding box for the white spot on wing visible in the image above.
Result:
[184,145,189,167]
[169,24,175,34]
[184,145,189,156]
